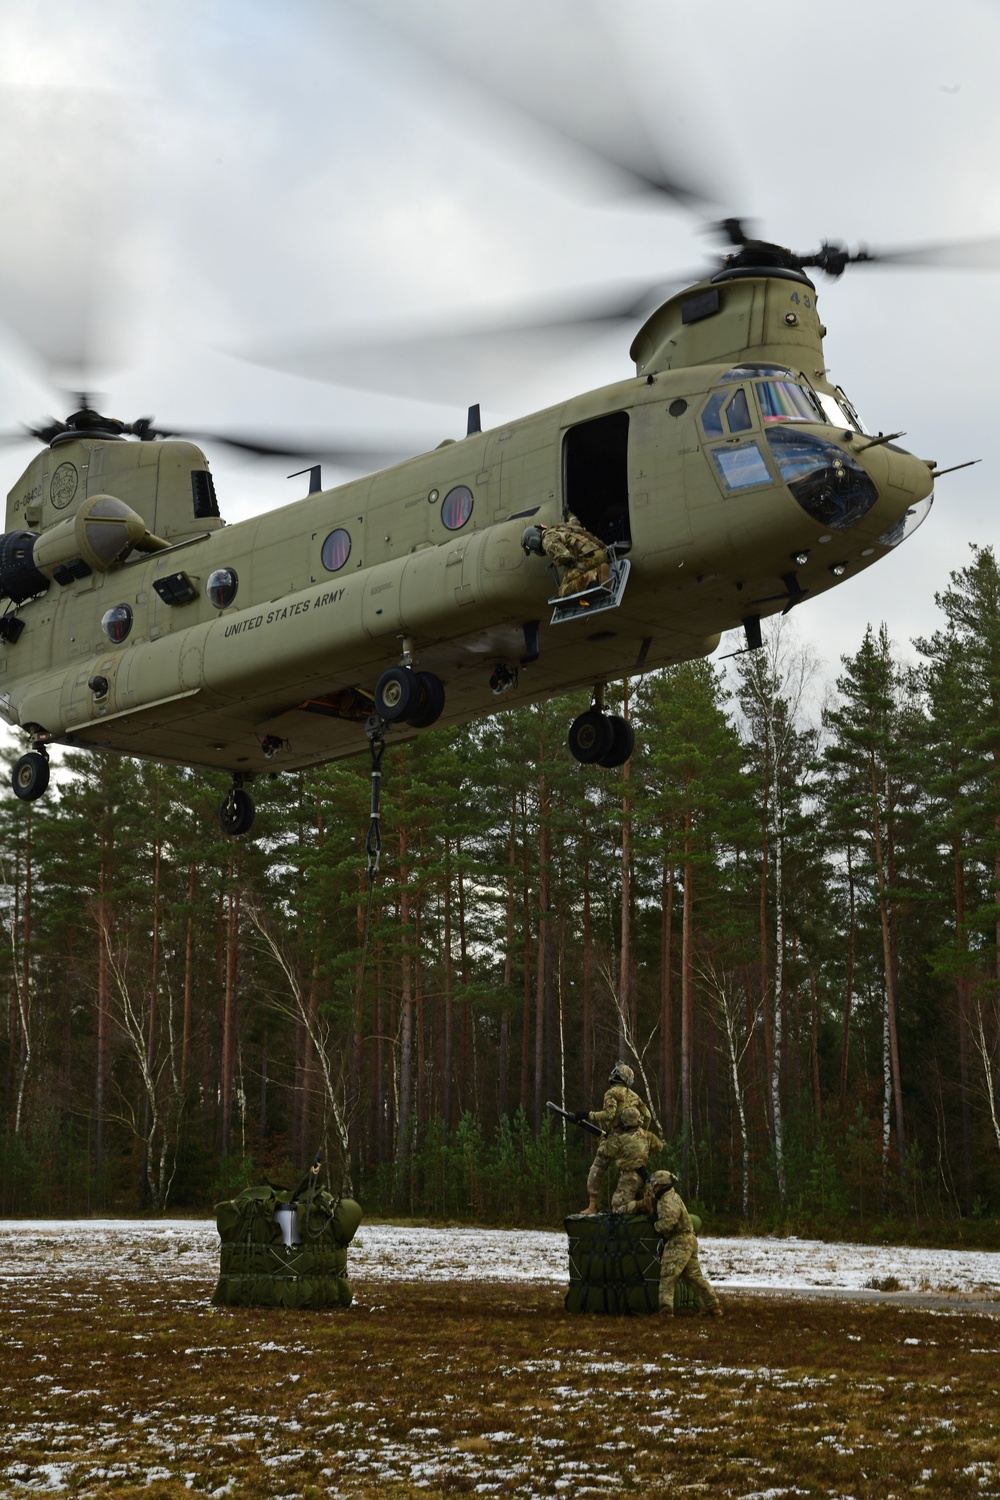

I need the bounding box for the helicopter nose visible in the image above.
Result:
[853,440,934,516]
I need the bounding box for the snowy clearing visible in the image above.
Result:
[1,1218,998,1299]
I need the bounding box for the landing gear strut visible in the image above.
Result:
[218,775,256,837]
[568,689,634,769]
[12,746,50,802]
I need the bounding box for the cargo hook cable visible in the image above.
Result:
[365,730,385,884]
[330,724,386,1141]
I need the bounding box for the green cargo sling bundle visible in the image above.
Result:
[564,1211,703,1316]
[213,1170,363,1309]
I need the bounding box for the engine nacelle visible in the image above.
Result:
[0,496,169,602]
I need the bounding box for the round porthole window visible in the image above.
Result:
[207,568,239,609]
[321,528,351,572]
[101,604,133,644]
[441,485,473,530]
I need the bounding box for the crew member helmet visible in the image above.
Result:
[619,1105,642,1129]
[649,1170,677,1192]
[608,1061,634,1087]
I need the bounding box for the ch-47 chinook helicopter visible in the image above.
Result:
[0,212,985,837]
[0,16,991,838]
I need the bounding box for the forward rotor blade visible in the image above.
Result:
[854,235,1000,270]
[240,274,703,405]
[338,0,725,212]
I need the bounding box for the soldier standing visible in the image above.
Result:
[607,1106,663,1213]
[649,1169,723,1317]
[576,1060,651,1214]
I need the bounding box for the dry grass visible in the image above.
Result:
[2,1267,999,1498]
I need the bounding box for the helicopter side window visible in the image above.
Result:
[101,604,133,644]
[725,389,753,433]
[441,486,474,530]
[757,380,823,423]
[711,441,772,491]
[207,568,239,609]
[321,529,351,571]
[765,427,879,530]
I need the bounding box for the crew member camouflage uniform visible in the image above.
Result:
[540,515,609,597]
[607,1107,663,1213]
[584,1063,652,1204]
[650,1170,722,1316]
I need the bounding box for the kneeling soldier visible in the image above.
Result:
[608,1106,663,1213]
[577,1061,651,1215]
[649,1169,723,1318]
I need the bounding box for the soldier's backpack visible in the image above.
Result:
[564,1211,702,1315]
[212,1177,363,1309]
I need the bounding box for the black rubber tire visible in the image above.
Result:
[407,671,446,728]
[374,666,419,722]
[568,709,615,765]
[598,715,635,769]
[12,751,50,802]
[219,788,256,837]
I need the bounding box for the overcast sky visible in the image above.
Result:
[1,0,999,712]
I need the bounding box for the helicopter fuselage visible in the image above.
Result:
[0,269,934,781]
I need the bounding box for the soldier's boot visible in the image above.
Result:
[581,1195,600,1215]
[657,1304,674,1317]
[703,1305,724,1318]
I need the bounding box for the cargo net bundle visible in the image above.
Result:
[212,1177,363,1310]
[564,1211,702,1316]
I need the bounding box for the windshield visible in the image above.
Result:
[758,379,824,423]
[816,387,870,435]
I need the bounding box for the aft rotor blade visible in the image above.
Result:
[169,428,423,470]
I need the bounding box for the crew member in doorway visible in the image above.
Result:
[539,514,609,596]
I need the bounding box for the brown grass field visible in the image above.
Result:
[3,1268,1000,1499]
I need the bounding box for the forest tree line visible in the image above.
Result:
[3,545,1000,1234]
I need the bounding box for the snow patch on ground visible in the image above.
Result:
[0,1218,998,1297]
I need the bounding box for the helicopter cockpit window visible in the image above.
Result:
[207,568,239,610]
[701,392,726,436]
[101,604,133,645]
[711,441,772,492]
[441,485,474,530]
[725,389,753,433]
[321,529,351,572]
[815,386,870,435]
[720,363,793,382]
[758,380,824,423]
[765,427,879,530]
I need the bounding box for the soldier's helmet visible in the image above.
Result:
[608,1061,634,1087]
[649,1170,677,1192]
[619,1105,642,1130]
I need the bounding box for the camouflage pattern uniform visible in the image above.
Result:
[585,1063,652,1202]
[607,1107,664,1213]
[540,515,609,597]
[650,1170,722,1316]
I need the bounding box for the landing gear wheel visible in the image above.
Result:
[374,666,419,723]
[598,715,635,769]
[218,788,256,837]
[407,670,445,728]
[12,751,49,802]
[568,709,615,765]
